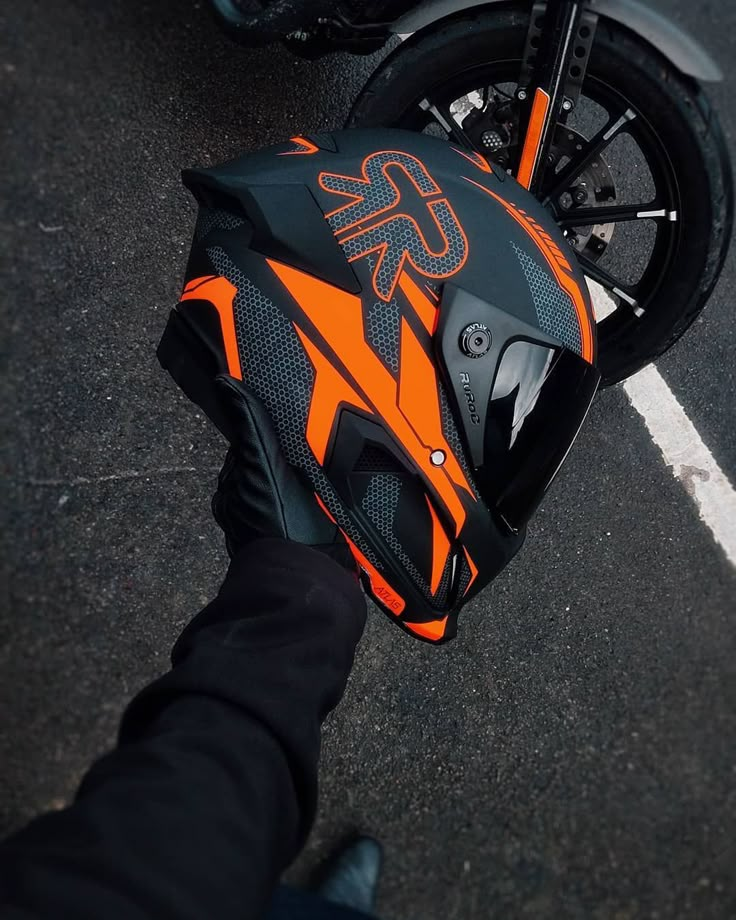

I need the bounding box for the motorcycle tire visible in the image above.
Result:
[348,7,733,385]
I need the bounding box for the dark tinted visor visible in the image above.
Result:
[475,340,600,531]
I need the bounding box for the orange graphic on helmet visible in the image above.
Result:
[181,275,242,380]
[267,258,476,538]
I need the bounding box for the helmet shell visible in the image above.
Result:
[160,130,597,642]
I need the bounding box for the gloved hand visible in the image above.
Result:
[212,375,357,574]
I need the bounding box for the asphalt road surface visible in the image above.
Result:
[2,1,735,918]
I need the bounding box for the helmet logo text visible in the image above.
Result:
[320,151,468,301]
[460,372,481,425]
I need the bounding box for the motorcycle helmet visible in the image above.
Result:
[158,129,600,643]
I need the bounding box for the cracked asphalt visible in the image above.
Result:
[2,1,735,917]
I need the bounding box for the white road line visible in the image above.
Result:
[623,364,736,567]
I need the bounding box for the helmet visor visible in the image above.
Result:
[475,340,600,531]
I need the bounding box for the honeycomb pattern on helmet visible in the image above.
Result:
[354,444,404,475]
[284,138,316,154]
[322,173,393,230]
[194,207,246,243]
[365,298,400,373]
[206,245,380,567]
[436,556,452,609]
[340,201,467,301]
[428,200,467,267]
[361,474,440,603]
[512,243,582,355]
[322,151,440,233]
[457,559,472,599]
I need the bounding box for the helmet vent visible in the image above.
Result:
[354,443,405,475]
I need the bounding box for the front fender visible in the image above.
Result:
[390,0,722,82]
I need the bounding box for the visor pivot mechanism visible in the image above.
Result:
[430,449,446,466]
[460,323,492,358]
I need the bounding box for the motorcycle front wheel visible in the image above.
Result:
[348,7,733,385]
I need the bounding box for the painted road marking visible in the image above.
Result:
[623,364,736,568]
[587,278,617,321]
[587,281,736,566]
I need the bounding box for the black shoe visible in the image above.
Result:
[317,836,384,915]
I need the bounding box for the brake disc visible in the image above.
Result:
[552,126,616,264]
[453,93,616,264]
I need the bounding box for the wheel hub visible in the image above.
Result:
[481,129,505,152]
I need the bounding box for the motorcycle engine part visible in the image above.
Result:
[209,0,335,45]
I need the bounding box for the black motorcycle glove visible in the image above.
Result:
[212,375,357,574]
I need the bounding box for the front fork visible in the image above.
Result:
[516,0,598,195]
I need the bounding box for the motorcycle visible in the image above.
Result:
[208,0,733,385]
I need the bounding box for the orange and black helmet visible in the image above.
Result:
[158,129,600,643]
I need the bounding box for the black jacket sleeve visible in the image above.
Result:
[0,538,367,920]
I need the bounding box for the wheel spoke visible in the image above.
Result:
[577,253,644,317]
[557,202,676,228]
[543,108,637,204]
[419,97,478,150]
